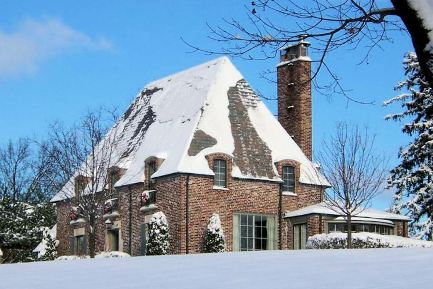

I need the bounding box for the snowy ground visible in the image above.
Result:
[1,249,433,289]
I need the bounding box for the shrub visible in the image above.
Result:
[306,232,433,249]
[203,213,225,253]
[146,212,170,255]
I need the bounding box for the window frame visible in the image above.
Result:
[147,161,157,190]
[213,159,227,188]
[282,165,296,193]
[234,213,276,252]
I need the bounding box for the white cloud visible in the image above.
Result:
[0,18,112,79]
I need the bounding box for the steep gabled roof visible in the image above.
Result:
[51,57,329,202]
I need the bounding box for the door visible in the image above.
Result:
[293,224,307,250]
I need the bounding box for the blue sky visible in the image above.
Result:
[0,1,414,208]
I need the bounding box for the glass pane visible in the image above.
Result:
[248,226,253,237]
[247,215,253,226]
[241,226,247,237]
[241,238,247,251]
[293,226,299,250]
[241,215,247,226]
[262,226,268,239]
[247,238,253,250]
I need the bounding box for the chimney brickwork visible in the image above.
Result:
[277,43,312,160]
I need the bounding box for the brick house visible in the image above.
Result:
[51,41,408,256]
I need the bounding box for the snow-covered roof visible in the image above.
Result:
[284,202,410,221]
[51,57,329,202]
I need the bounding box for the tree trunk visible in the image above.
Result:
[89,213,96,258]
[347,214,352,249]
[391,0,433,89]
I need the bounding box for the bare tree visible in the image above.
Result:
[46,109,120,258]
[0,138,55,203]
[186,0,433,98]
[317,123,388,248]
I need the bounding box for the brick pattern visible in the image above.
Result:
[277,60,312,160]
[227,80,276,179]
[56,170,326,255]
[188,130,217,156]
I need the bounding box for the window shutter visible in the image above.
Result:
[69,236,75,255]
[140,224,147,255]
[232,214,240,251]
[82,235,88,255]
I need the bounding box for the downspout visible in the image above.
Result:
[128,186,133,255]
[185,174,190,254]
[278,183,283,250]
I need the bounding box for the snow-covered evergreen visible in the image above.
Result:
[146,212,170,255]
[36,226,58,261]
[0,198,56,262]
[385,52,433,240]
[203,213,225,253]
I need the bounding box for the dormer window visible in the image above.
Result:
[213,159,227,188]
[147,161,157,190]
[282,166,295,193]
[109,168,120,194]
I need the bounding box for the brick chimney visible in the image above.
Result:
[277,39,312,160]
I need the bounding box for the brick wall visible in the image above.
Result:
[277,60,312,160]
[56,172,325,256]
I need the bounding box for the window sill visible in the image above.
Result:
[282,191,297,196]
[103,211,120,220]
[140,204,158,213]
[213,186,229,191]
[69,218,86,225]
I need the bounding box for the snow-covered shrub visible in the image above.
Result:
[37,227,58,261]
[203,213,225,253]
[146,212,170,255]
[307,232,433,249]
[95,251,130,258]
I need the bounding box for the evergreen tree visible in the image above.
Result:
[0,198,56,263]
[203,213,225,253]
[38,228,58,261]
[385,52,433,240]
[146,212,170,255]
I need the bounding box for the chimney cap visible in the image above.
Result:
[279,38,311,52]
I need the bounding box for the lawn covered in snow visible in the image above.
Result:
[1,249,433,289]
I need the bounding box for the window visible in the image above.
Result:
[147,161,157,190]
[74,235,85,255]
[213,159,227,188]
[233,214,276,251]
[327,222,394,235]
[293,224,307,250]
[109,170,120,193]
[107,229,120,251]
[282,166,295,193]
